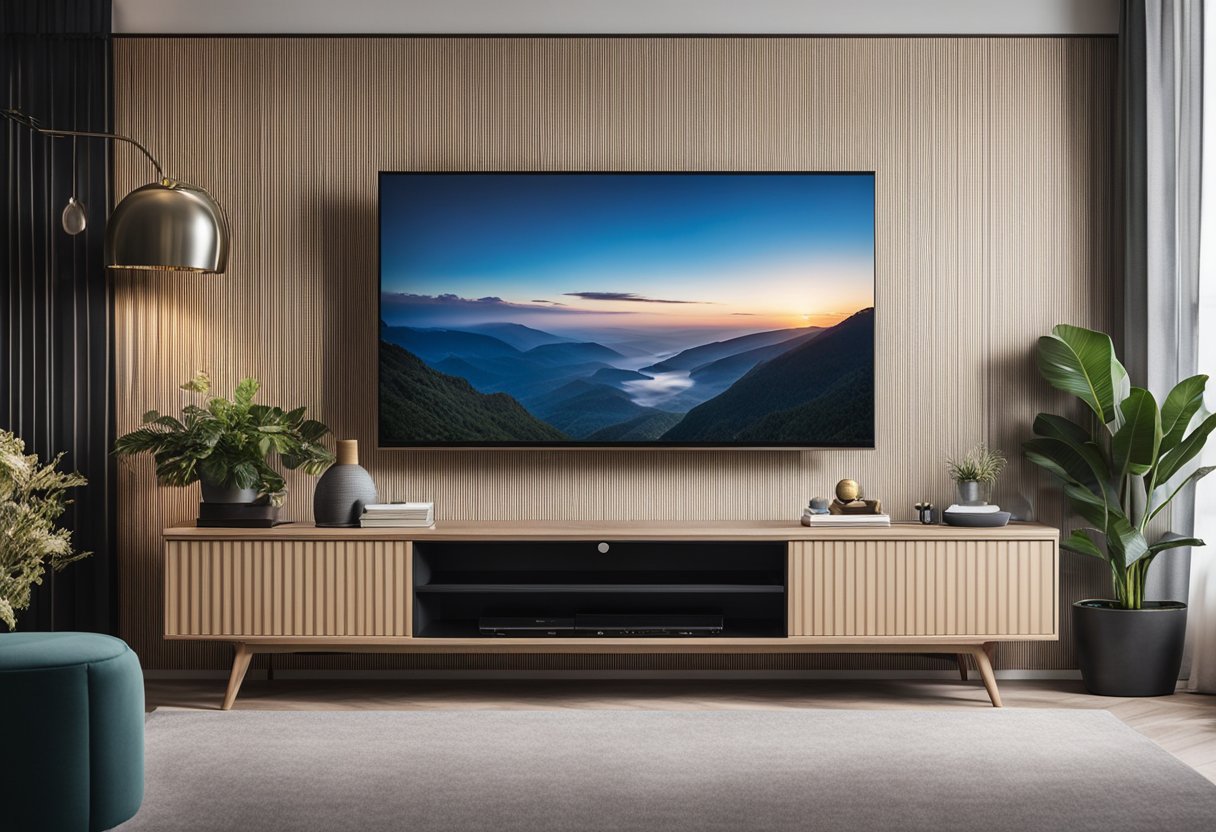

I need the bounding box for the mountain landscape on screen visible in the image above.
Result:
[379,172,875,446]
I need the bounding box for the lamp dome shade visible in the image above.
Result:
[105,180,230,273]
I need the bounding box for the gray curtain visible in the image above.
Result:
[1120,0,1204,604]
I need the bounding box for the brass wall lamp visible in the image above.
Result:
[3,107,230,274]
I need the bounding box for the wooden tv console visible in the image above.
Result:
[162,521,1059,709]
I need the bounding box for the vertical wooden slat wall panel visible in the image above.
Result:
[163,540,410,637]
[116,37,1114,670]
[788,540,1057,638]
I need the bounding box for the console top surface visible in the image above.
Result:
[165,520,1058,542]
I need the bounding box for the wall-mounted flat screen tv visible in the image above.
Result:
[379,171,875,448]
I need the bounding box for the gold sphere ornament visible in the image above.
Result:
[835,479,861,502]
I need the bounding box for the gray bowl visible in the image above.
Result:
[943,510,1011,527]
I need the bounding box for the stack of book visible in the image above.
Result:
[360,502,435,528]
[801,508,890,527]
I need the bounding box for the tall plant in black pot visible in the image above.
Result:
[1025,324,1215,695]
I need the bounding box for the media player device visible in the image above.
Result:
[477,614,725,637]
[478,617,574,637]
[575,614,724,637]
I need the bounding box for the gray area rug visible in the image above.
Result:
[118,709,1216,831]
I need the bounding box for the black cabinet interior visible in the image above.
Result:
[413,540,787,638]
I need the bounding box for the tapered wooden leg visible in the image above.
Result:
[956,653,969,681]
[222,643,253,711]
[972,644,1002,708]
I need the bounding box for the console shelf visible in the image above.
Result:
[416,619,789,640]
[420,569,784,586]
[416,584,785,594]
[161,520,1060,710]
[411,540,788,639]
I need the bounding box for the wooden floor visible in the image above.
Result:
[147,677,1216,784]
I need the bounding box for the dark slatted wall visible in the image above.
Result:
[1,0,115,633]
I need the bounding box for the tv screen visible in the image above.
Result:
[379,172,875,448]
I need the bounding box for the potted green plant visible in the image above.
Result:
[946,443,1006,505]
[0,430,90,630]
[114,372,334,506]
[1024,324,1215,696]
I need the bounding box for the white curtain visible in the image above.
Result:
[1186,7,1216,694]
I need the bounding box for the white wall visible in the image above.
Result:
[112,0,1120,35]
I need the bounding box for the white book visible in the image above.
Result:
[362,507,433,520]
[361,516,432,522]
[359,518,435,528]
[803,513,891,526]
[364,502,433,514]
[944,504,1001,514]
[803,511,890,521]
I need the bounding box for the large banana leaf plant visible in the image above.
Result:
[1024,324,1215,609]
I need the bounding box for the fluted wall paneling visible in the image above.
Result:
[113,37,1116,671]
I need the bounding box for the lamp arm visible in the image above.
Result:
[3,107,165,181]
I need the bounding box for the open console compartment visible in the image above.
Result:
[412,540,787,638]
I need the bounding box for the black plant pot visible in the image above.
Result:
[1072,600,1188,697]
[199,475,256,504]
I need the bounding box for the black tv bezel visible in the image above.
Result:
[377,170,877,450]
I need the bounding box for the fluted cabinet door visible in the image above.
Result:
[787,539,1058,639]
[164,540,412,638]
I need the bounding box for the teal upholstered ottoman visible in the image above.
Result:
[0,632,144,831]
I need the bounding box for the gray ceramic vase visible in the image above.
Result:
[313,439,378,527]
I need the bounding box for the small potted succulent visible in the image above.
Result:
[1024,324,1213,696]
[946,443,1006,506]
[0,430,89,630]
[114,372,334,506]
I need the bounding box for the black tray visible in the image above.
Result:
[197,501,283,528]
